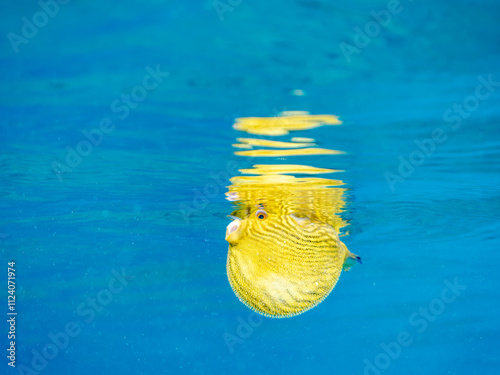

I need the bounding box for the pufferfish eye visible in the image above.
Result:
[255,209,268,220]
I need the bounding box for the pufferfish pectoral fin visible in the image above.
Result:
[289,214,311,227]
[289,213,327,229]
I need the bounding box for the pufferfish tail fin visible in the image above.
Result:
[341,244,362,271]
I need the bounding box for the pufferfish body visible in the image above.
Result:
[226,208,360,318]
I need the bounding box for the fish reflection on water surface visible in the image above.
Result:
[225,112,361,318]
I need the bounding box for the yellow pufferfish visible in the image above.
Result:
[226,206,360,318]
[225,112,361,318]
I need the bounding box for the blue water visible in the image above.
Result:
[1,1,500,374]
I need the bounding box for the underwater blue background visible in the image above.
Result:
[1,1,500,374]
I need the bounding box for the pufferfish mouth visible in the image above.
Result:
[225,219,241,240]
